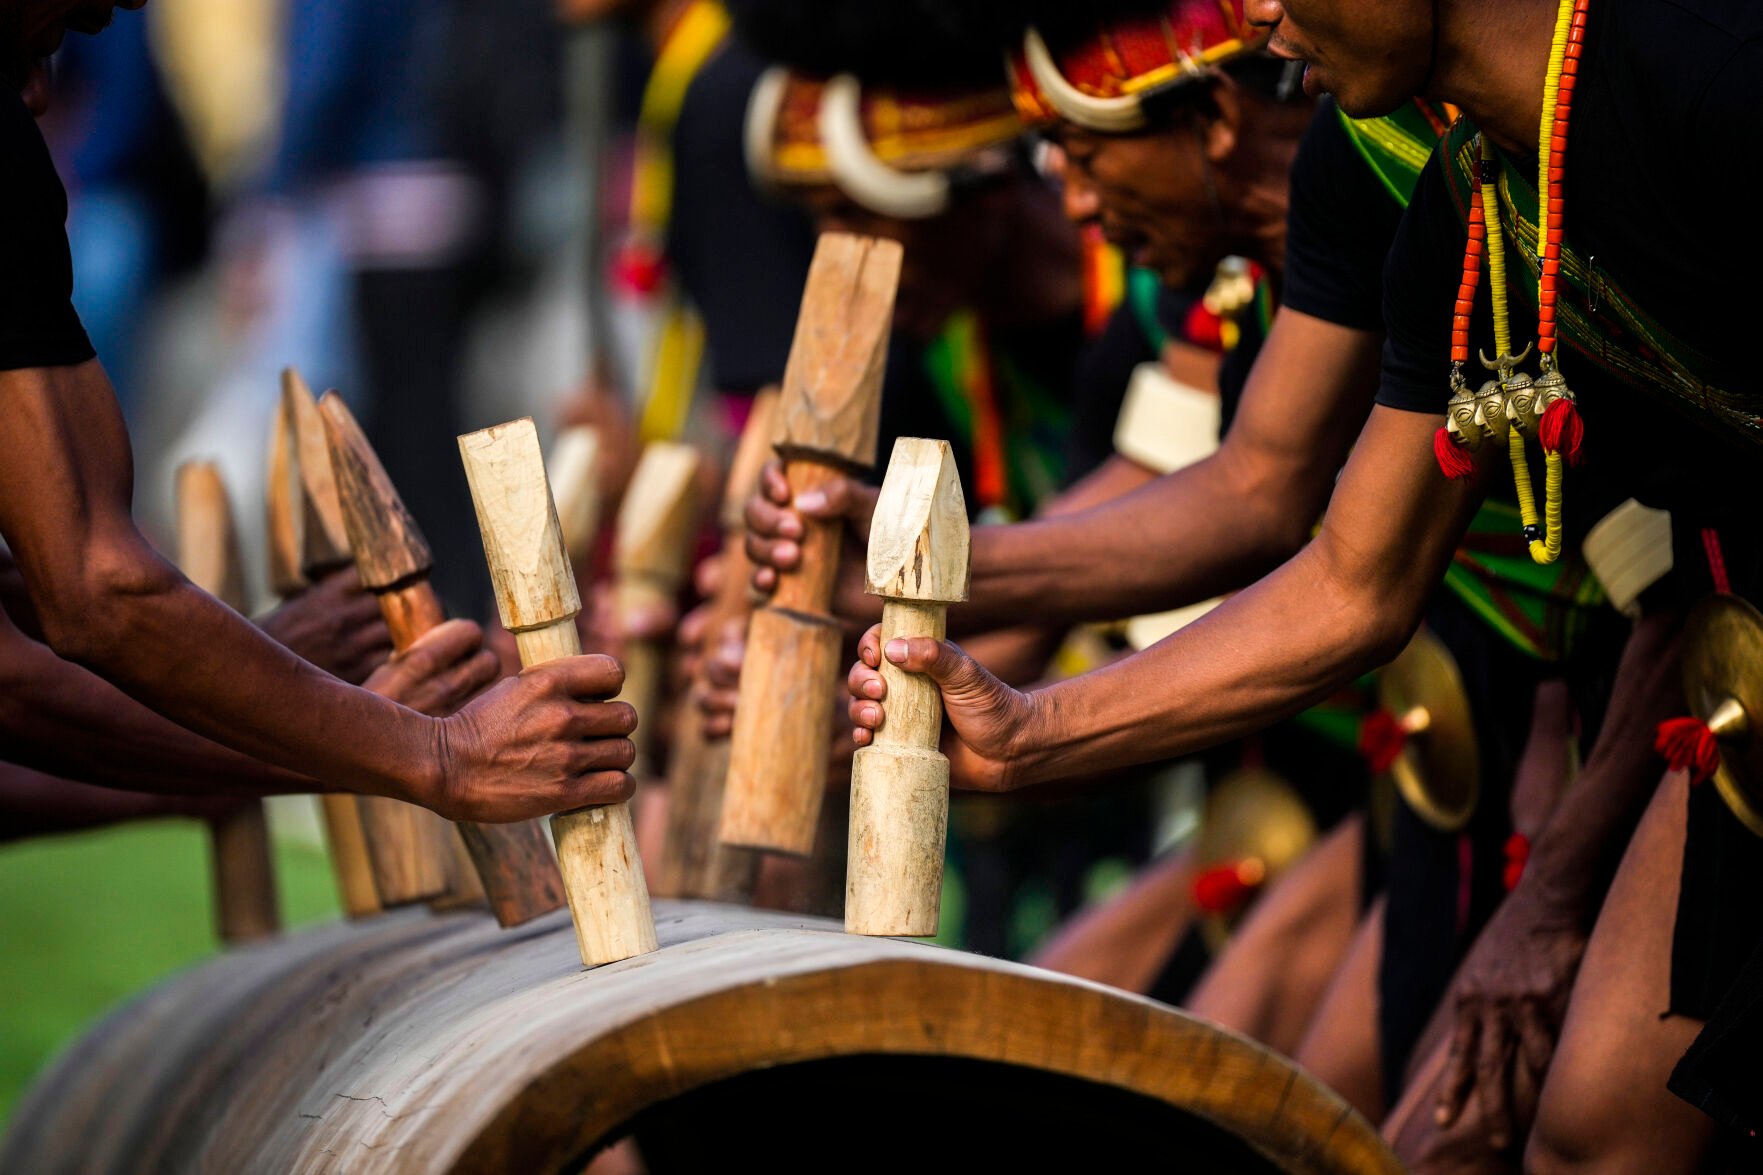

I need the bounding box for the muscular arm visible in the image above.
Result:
[854,407,1486,790]
[0,598,319,796]
[970,310,1382,632]
[0,362,435,799]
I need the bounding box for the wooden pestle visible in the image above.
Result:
[174,460,282,944]
[276,370,382,917]
[844,438,970,936]
[610,441,702,777]
[652,389,778,900]
[548,425,604,572]
[319,393,565,927]
[719,233,902,856]
[460,417,658,966]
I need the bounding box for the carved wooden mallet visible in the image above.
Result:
[652,389,778,900]
[548,425,604,572]
[845,438,969,936]
[719,233,902,856]
[320,392,566,927]
[611,440,702,777]
[460,417,658,966]
[274,369,380,918]
[174,459,283,944]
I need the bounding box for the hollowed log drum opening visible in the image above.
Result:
[614,1054,1287,1172]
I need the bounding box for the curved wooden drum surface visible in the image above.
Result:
[3,902,1402,1174]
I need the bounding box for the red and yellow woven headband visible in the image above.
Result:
[1008,0,1267,132]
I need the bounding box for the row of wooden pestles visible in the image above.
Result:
[196,230,937,964]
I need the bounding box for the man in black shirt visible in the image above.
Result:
[2,6,639,828]
[842,0,1757,1164]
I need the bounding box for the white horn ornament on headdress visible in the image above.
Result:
[819,73,952,220]
[1022,27,1150,134]
[743,66,791,190]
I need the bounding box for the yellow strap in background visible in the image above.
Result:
[628,0,733,243]
[638,300,707,443]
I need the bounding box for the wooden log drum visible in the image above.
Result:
[1,902,1403,1175]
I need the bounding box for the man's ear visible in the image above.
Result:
[1199,76,1242,164]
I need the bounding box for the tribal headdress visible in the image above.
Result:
[1006,0,1269,133]
[731,0,1027,219]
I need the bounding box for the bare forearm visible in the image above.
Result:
[1523,611,1688,917]
[1001,407,1481,788]
[960,448,1312,633]
[1013,541,1411,784]
[958,311,1379,635]
[0,762,247,842]
[0,363,434,801]
[0,620,320,797]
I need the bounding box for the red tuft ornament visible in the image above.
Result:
[1358,709,1408,774]
[1192,860,1262,914]
[613,238,667,298]
[1655,716,1720,786]
[1502,832,1531,892]
[1183,300,1225,352]
[1433,426,1477,480]
[1539,397,1584,465]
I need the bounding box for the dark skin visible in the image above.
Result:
[0,586,498,799]
[0,359,638,823]
[1047,77,1307,289]
[0,761,252,842]
[1249,0,1716,1162]
[4,3,638,821]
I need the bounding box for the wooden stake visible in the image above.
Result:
[720,234,901,856]
[319,393,565,926]
[548,425,604,571]
[175,460,282,944]
[846,438,969,936]
[275,369,381,919]
[653,390,778,899]
[611,441,701,776]
[460,418,659,967]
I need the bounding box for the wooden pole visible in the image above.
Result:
[844,439,969,935]
[719,234,901,856]
[279,369,382,919]
[174,460,282,944]
[460,418,659,967]
[548,425,604,572]
[653,389,778,899]
[282,379,450,907]
[319,393,565,927]
[610,441,702,776]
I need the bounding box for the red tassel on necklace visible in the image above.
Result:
[1538,398,1584,465]
[1433,427,1477,480]
[1655,716,1720,786]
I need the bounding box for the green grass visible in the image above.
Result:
[0,820,340,1127]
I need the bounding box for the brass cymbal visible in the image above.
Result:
[1193,765,1317,952]
[1193,766,1318,879]
[1682,595,1763,838]
[1377,628,1480,833]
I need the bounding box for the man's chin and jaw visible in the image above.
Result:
[1254,1,1427,119]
